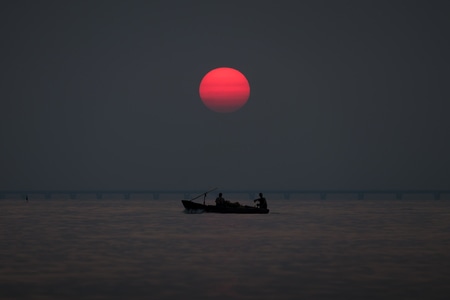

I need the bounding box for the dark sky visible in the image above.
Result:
[1,1,449,191]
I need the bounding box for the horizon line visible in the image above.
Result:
[2,189,450,194]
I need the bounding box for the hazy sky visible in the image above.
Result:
[1,1,449,191]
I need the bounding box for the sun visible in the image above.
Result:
[199,67,250,113]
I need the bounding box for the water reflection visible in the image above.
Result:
[1,199,450,299]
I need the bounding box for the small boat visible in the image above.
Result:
[181,200,269,214]
[181,188,269,214]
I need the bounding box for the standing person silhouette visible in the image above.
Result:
[254,193,267,209]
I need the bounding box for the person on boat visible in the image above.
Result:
[216,193,241,207]
[254,193,267,209]
[216,193,225,206]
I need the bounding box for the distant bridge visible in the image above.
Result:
[0,189,449,200]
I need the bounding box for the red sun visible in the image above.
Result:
[199,67,250,113]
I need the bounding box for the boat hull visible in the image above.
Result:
[181,200,269,214]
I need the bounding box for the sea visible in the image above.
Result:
[1,196,450,300]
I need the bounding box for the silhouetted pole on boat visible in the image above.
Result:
[190,187,218,202]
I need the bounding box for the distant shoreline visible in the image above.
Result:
[1,189,449,201]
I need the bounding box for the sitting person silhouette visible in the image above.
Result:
[216,193,225,206]
[254,193,267,209]
[216,193,241,207]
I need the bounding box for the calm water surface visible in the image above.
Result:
[1,198,450,300]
